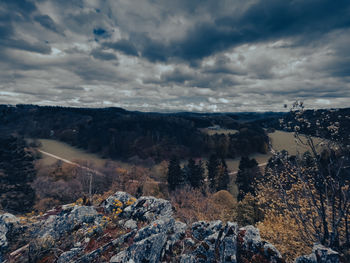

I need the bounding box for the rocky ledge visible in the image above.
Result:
[0,192,340,263]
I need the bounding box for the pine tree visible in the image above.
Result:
[0,136,36,213]
[196,160,205,188]
[217,158,230,191]
[187,158,204,188]
[167,156,184,191]
[207,154,220,192]
[236,156,261,201]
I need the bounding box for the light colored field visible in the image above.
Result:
[199,128,238,136]
[37,139,107,167]
[268,130,325,156]
[35,139,166,179]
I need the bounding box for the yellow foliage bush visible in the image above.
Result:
[236,193,262,226]
[211,190,236,207]
[257,211,313,262]
[33,197,61,212]
[171,187,237,224]
[210,190,237,222]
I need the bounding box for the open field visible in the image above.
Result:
[199,128,238,136]
[268,130,325,156]
[37,139,107,167]
[34,139,168,182]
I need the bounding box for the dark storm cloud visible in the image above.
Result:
[0,0,52,54]
[90,48,117,61]
[0,39,51,54]
[134,0,350,62]
[34,15,61,34]
[202,55,246,76]
[2,0,37,17]
[56,86,85,91]
[93,28,111,39]
[93,28,106,36]
[317,52,350,78]
[65,58,126,83]
[313,32,350,78]
[102,39,139,57]
[0,0,349,111]
[160,68,196,84]
[0,24,13,39]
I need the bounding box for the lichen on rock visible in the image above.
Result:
[0,192,341,263]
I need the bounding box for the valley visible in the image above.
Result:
[35,130,324,173]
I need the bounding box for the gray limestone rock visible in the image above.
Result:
[192,220,222,241]
[4,193,340,263]
[102,192,136,213]
[237,225,283,263]
[0,213,19,251]
[219,222,238,263]
[122,196,173,222]
[110,218,174,263]
[295,243,339,263]
[57,247,83,263]
[124,219,138,230]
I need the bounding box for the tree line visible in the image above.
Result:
[0,136,36,213]
[0,104,269,161]
[167,155,229,192]
[167,154,263,198]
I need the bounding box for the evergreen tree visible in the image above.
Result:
[236,156,261,201]
[217,158,230,191]
[135,186,143,198]
[187,158,204,188]
[0,136,36,213]
[196,160,205,187]
[167,156,184,191]
[207,154,220,192]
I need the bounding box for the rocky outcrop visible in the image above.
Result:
[0,213,19,252]
[294,244,339,263]
[0,192,341,263]
[0,213,20,262]
[102,191,135,213]
[121,195,173,221]
[111,218,176,263]
[181,221,238,263]
[31,205,100,255]
[1,205,101,262]
[237,225,283,263]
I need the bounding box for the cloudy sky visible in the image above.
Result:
[0,0,350,112]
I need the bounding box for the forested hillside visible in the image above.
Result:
[0,105,270,161]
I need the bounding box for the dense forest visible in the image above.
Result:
[0,136,36,213]
[0,104,271,161]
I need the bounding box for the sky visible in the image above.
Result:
[0,0,350,112]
